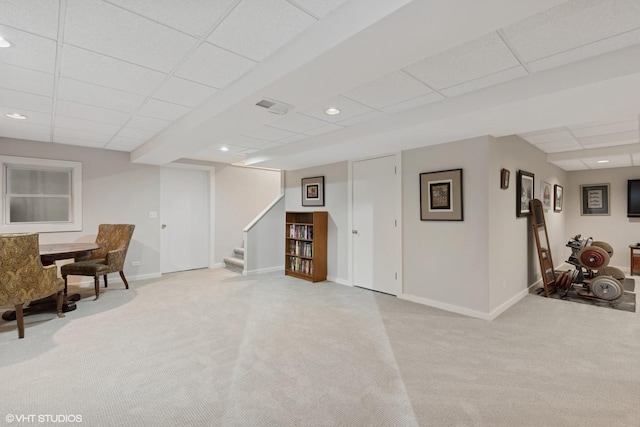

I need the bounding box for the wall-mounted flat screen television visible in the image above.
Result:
[628,179,640,217]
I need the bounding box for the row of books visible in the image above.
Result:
[288,256,314,275]
[288,224,313,239]
[288,240,312,257]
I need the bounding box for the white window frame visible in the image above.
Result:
[0,155,82,233]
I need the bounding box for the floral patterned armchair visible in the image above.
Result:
[0,233,64,339]
[61,224,135,300]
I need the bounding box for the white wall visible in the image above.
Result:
[401,137,491,316]
[284,162,348,283]
[488,135,567,314]
[212,163,281,265]
[244,195,285,274]
[566,166,640,271]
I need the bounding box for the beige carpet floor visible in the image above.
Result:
[1,268,639,426]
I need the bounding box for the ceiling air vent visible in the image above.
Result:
[255,98,293,115]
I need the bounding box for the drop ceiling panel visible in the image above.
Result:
[244,125,295,141]
[221,135,271,148]
[0,62,54,96]
[1,115,50,132]
[277,133,308,145]
[60,45,167,96]
[581,154,632,169]
[0,127,50,143]
[53,127,112,144]
[0,0,59,39]
[403,32,521,90]
[0,87,52,113]
[52,135,107,148]
[55,100,131,126]
[304,123,343,136]
[440,66,528,97]
[64,0,197,72]
[116,127,156,140]
[577,130,638,146]
[343,71,434,109]
[270,113,329,133]
[502,0,640,62]
[291,0,349,17]
[126,115,171,133]
[174,42,256,88]
[548,159,587,171]
[54,115,121,135]
[106,0,238,37]
[570,120,638,138]
[0,25,56,72]
[520,129,574,144]
[207,0,316,61]
[106,135,145,150]
[0,107,51,126]
[632,153,640,165]
[57,78,146,112]
[137,99,190,122]
[153,76,217,108]
[381,92,445,114]
[535,139,582,153]
[303,96,374,123]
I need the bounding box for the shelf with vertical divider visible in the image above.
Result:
[285,211,327,282]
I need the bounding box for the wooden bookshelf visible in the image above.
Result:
[285,211,327,282]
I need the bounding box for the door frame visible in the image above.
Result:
[161,163,216,271]
[348,152,403,293]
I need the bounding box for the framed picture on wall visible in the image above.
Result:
[516,170,534,217]
[580,183,610,215]
[541,181,552,211]
[500,168,510,189]
[554,184,563,212]
[419,168,463,221]
[301,176,325,207]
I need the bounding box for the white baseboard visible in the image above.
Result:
[327,276,351,287]
[398,293,491,320]
[212,262,225,269]
[244,266,283,275]
[70,272,161,287]
[488,288,529,320]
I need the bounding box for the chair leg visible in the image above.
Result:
[15,303,24,339]
[119,271,130,289]
[56,291,65,318]
[63,275,68,295]
[94,277,100,300]
[104,274,108,288]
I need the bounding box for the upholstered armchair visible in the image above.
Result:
[61,224,135,300]
[0,233,64,339]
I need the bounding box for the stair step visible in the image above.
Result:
[223,257,244,272]
[233,247,244,258]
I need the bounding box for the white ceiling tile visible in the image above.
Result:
[270,113,329,133]
[303,123,343,136]
[64,0,197,72]
[221,135,272,148]
[244,125,295,141]
[257,141,286,150]
[303,96,374,123]
[381,92,445,114]
[0,25,56,73]
[0,127,51,143]
[277,133,308,145]
[549,159,587,171]
[0,0,59,39]
[440,66,528,97]
[577,130,638,146]
[569,115,639,129]
[107,135,146,149]
[528,28,640,73]
[502,0,640,62]
[54,115,121,135]
[0,62,54,96]
[290,0,349,17]
[571,120,638,138]
[116,127,156,140]
[153,77,217,108]
[534,139,582,153]
[519,129,574,144]
[579,138,639,149]
[336,110,386,126]
[55,100,131,126]
[239,148,260,154]
[0,106,51,126]
[103,144,136,152]
[175,42,256,88]
[53,127,112,144]
[0,87,52,113]
[60,45,167,96]
[106,0,237,37]
[404,32,520,90]
[0,114,51,132]
[57,78,146,113]
[137,99,190,121]
[207,0,316,61]
[343,71,434,109]
[126,115,171,133]
[632,153,640,165]
[52,135,106,148]
[581,154,632,169]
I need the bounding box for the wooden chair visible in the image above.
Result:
[0,233,64,339]
[61,224,135,300]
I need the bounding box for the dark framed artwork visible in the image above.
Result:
[580,183,610,216]
[500,168,510,189]
[301,176,324,207]
[554,184,563,212]
[516,170,534,217]
[419,168,463,221]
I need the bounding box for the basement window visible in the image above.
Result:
[1,155,82,233]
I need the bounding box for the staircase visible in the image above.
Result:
[223,246,245,273]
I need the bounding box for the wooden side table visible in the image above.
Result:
[630,245,640,276]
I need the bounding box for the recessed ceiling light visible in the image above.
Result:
[5,113,27,120]
[324,107,341,116]
[0,37,11,48]
[220,146,229,152]
[596,160,610,164]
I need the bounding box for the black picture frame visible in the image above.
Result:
[500,168,510,189]
[301,176,325,207]
[554,184,563,212]
[516,170,534,217]
[419,168,463,221]
[580,183,610,216]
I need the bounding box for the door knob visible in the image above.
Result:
[162,224,167,229]
[352,230,358,234]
